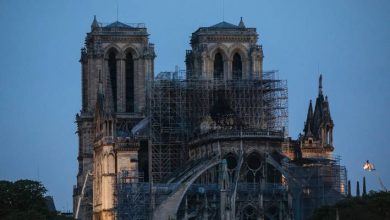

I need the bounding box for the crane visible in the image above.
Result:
[75,170,93,219]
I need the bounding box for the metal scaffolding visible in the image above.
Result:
[148,70,288,182]
[116,172,150,220]
[148,77,189,182]
[115,70,347,220]
[283,156,348,220]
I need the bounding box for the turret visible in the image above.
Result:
[303,100,313,136]
[238,17,246,28]
[91,15,99,31]
[299,75,334,158]
[319,74,323,95]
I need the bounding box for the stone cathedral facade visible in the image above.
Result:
[73,16,347,220]
[74,16,155,220]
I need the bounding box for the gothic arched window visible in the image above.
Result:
[213,52,224,80]
[108,52,117,111]
[125,53,134,112]
[232,53,242,79]
[243,205,257,220]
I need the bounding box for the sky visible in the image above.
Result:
[0,0,389,212]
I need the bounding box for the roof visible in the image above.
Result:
[105,21,133,28]
[210,21,239,28]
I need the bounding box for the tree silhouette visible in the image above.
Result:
[0,179,71,220]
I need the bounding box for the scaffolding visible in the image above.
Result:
[148,77,188,182]
[283,156,348,220]
[186,72,288,133]
[116,180,151,220]
[115,69,350,220]
[148,70,288,182]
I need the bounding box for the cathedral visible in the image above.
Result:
[73,16,347,220]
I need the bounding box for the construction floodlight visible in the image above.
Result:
[363,160,375,171]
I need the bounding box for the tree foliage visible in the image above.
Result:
[0,179,72,220]
[308,191,390,220]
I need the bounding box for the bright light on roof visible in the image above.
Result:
[363,160,375,171]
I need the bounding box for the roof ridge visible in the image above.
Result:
[105,21,133,28]
[210,21,239,28]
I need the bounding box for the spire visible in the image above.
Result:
[238,17,246,28]
[323,95,333,123]
[347,180,351,197]
[312,74,327,138]
[319,74,323,95]
[362,176,367,196]
[356,181,360,197]
[91,15,99,31]
[304,100,313,135]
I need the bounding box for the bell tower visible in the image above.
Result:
[82,16,155,114]
[185,18,263,80]
[73,16,155,220]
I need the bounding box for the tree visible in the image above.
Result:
[0,180,13,217]
[308,191,390,220]
[0,179,72,220]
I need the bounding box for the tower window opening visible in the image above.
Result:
[213,52,224,80]
[125,53,135,112]
[108,52,117,111]
[326,127,331,145]
[232,53,242,80]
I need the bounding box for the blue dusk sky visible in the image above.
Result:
[0,0,389,212]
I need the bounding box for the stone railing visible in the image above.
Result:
[188,129,284,145]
